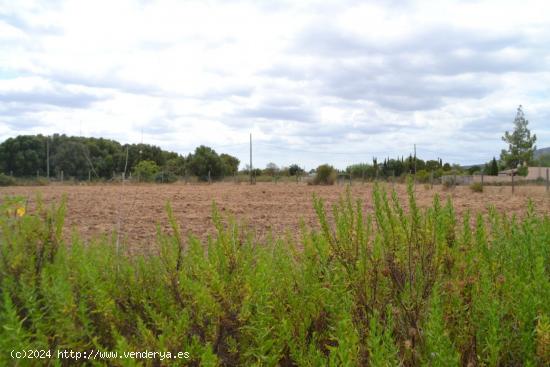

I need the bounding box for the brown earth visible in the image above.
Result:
[1,182,549,254]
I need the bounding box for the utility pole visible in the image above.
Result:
[414,144,417,189]
[46,136,50,180]
[249,133,253,184]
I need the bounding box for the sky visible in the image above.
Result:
[0,0,549,170]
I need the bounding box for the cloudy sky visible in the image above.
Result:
[1,0,549,169]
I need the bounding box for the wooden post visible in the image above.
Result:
[546,168,549,193]
[208,170,211,184]
[61,170,64,182]
[249,133,253,185]
[512,173,515,195]
[89,170,91,182]
[46,136,50,180]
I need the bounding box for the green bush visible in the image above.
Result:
[313,164,336,185]
[517,165,529,177]
[470,182,484,193]
[132,160,159,182]
[0,180,548,365]
[416,169,430,183]
[0,173,16,186]
[154,171,178,183]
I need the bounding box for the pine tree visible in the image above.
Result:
[488,157,499,176]
[500,105,537,169]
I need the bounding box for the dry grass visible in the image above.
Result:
[1,182,548,253]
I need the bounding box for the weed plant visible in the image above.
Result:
[0,180,549,366]
[470,182,484,193]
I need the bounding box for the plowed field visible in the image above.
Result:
[1,182,548,253]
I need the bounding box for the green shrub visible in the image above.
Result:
[154,171,178,183]
[517,165,529,177]
[0,180,548,365]
[0,173,16,186]
[470,182,483,193]
[416,169,430,183]
[132,160,159,182]
[313,164,336,185]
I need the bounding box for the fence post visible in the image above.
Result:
[208,170,211,184]
[512,174,515,195]
[546,168,549,193]
[61,170,64,182]
[89,170,91,182]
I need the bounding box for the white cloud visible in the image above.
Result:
[0,0,549,168]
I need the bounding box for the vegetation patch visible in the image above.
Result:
[312,164,336,185]
[0,181,549,366]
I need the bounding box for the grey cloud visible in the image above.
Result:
[265,20,547,112]
[0,117,49,130]
[0,10,63,35]
[140,120,179,136]
[48,71,160,96]
[239,106,315,122]
[0,88,105,108]
[202,85,254,99]
[293,23,530,57]
[236,96,317,122]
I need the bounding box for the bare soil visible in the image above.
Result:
[1,182,549,254]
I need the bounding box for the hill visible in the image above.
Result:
[534,146,550,158]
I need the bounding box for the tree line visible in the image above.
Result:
[0,134,240,182]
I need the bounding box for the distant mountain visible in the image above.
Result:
[534,146,550,158]
[461,147,550,169]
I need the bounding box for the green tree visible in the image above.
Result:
[288,164,304,176]
[0,135,46,176]
[500,105,537,169]
[220,153,240,176]
[133,160,159,182]
[467,165,481,175]
[188,146,223,181]
[314,164,336,185]
[537,153,550,167]
[51,141,90,179]
[263,162,279,177]
[164,156,187,176]
[486,157,499,176]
